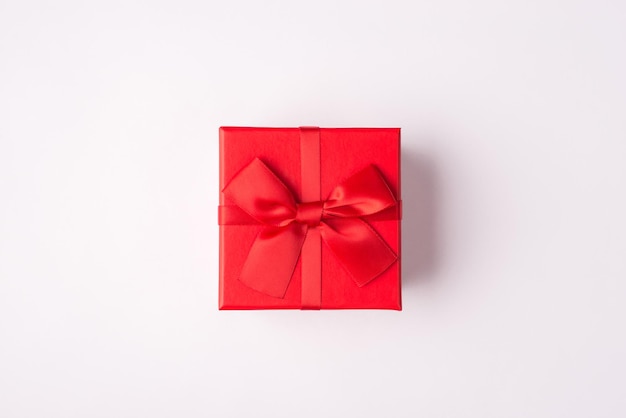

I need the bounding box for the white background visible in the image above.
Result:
[1,1,625,417]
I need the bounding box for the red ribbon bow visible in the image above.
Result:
[220,158,398,301]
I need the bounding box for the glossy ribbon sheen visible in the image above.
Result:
[219,156,399,304]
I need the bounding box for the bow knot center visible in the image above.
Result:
[296,201,324,227]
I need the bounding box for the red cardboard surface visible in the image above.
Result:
[219,127,401,310]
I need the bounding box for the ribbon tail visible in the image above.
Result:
[239,222,308,298]
[321,218,397,287]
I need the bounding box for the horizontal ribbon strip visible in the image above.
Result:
[219,203,402,225]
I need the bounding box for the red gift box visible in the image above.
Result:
[218,127,402,310]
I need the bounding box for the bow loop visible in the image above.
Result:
[222,158,297,226]
[323,165,397,218]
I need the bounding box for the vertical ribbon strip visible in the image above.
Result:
[299,127,322,309]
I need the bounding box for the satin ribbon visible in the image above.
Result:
[219,154,399,307]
